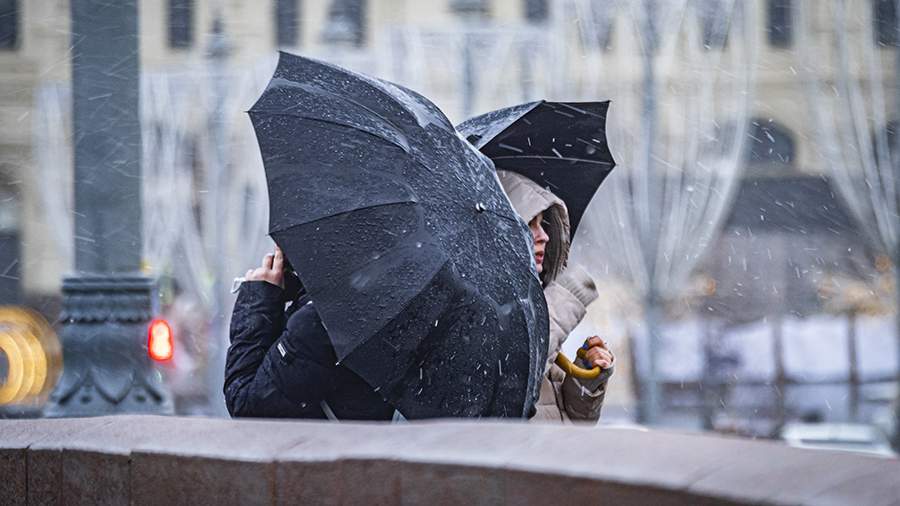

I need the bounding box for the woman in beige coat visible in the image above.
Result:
[498,170,615,423]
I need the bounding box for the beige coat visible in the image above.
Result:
[497,171,613,423]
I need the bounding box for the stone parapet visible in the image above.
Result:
[1,415,898,505]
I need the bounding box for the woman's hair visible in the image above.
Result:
[538,202,569,284]
[496,170,571,285]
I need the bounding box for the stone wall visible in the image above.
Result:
[1,415,898,505]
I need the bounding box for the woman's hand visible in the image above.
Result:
[245,247,285,289]
[582,336,614,369]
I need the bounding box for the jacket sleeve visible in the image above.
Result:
[543,265,598,373]
[224,281,285,415]
[224,282,332,418]
[559,362,613,422]
[544,266,615,423]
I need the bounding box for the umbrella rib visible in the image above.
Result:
[272,199,519,237]
[490,155,613,166]
[269,199,416,234]
[473,102,543,148]
[256,73,416,142]
[481,207,521,225]
[249,111,412,155]
[551,102,608,118]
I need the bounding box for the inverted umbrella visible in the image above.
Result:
[248,52,548,419]
[457,100,616,237]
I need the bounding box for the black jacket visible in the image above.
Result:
[223,281,394,420]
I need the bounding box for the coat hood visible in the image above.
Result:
[497,170,570,283]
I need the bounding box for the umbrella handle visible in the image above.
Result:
[554,348,602,380]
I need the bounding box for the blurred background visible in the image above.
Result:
[0,0,897,454]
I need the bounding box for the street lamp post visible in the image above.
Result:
[44,0,172,417]
[203,12,231,416]
[451,0,487,118]
[893,0,900,450]
[638,0,662,425]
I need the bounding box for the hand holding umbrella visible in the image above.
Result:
[555,336,614,381]
[244,248,285,289]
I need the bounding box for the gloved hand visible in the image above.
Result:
[574,336,615,392]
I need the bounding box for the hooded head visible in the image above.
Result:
[497,170,570,284]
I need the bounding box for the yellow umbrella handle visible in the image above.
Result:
[554,348,601,380]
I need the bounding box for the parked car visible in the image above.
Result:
[779,423,896,458]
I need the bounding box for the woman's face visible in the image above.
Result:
[528,212,550,274]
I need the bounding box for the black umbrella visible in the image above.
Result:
[248,52,548,419]
[457,101,616,237]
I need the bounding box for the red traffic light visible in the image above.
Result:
[148,319,174,362]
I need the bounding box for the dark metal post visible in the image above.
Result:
[847,311,859,422]
[643,292,662,424]
[44,0,172,416]
[893,243,900,448]
[773,313,786,428]
[639,0,662,425]
[772,233,788,429]
[461,30,476,118]
[700,318,715,430]
[892,0,900,450]
[204,13,231,416]
[451,0,486,118]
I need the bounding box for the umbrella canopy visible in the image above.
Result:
[457,101,616,237]
[248,52,548,419]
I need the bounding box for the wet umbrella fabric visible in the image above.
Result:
[248,52,548,419]
[457,101,616,237]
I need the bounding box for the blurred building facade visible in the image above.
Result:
[0,0,891,315]
[0,0,538,313]
[0,0,896,429]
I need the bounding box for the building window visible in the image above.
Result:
[745,118,795,172]
[700,0,729,51]
[598,18,615,51]
[873,120,900,162]
[322,0,367,47]
[0,0,19,50]
[641,0,661,53]
[168,0,194,49]
[874,0,899,47]
[276,0,300,47]
[450,0,489,16]
[0,180,20,305]
[583,2,614,51]
[524,0,547,23]
[767,0,792,48]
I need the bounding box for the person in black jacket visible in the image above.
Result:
[223,247,395,420]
